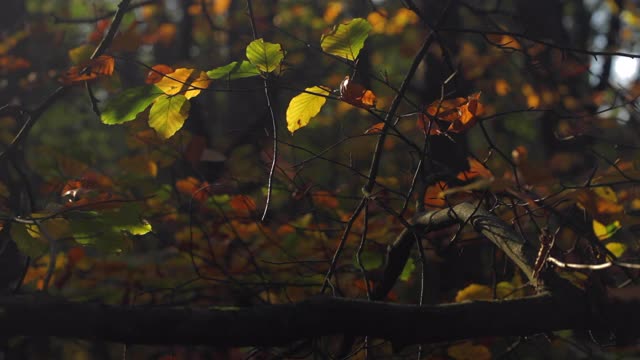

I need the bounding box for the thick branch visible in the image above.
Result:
[373,202,540,301]
[1,291,639,348]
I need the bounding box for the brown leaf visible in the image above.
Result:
[59,55,115,85]
[339,76,376,108]
[420,92,483,134]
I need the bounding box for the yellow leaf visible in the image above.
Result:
[496,281,515,299]
[148,94,191,139]
[594,186,618,203]
[606,242,627,257]
[455,283,492,302]
[593,219,621,240]
[286,86,331,133]
[154,68,210,99]
[447,342,492,360]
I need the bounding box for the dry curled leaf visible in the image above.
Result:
[339,76,376,108]
[419,92,483,134]
[59,55,115,85]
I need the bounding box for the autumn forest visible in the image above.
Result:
[2,0,640,359]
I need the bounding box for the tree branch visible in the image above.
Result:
[372,201,542,301]
[3,290,640,348]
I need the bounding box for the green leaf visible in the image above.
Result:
[69,204,152,253]
[148,94,190,139]
[286,86,331,133]
[400,257,416,281]
[101,85,162,125]
[10,223,48,257]
[245,39,284,73]
[320,18,371,61]
[70,214,123,252]
[206,60,260,80]
[355,251,383,270]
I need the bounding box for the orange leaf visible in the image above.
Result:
[450,92,483,132]
[339,76,376,108]
[312,190,339,209]
[424,182,448,209]
[364,122,385,134]
[176,177,211,202]
[88,19,110,43]
[145,64,174,84]
[0,55,30,72]
[420,92,483,133]
[59,55,115,85]
[457,158,492,181]
[230,195,257,217]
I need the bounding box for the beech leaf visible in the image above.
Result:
[286,86,331,134]
[148,94,191,139]
[206,60,260,80]
[245,39,284,73]
[321,18,371,61]
[155,68,211,99]
[10,223,47,258]
[101,85,162,125]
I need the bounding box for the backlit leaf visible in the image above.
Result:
[148,94,191,139]
[101,85,162,125]
[339,76,376,108]
[364,122,385,134]
[286,86,331,133]
[606,242,627,257]
[155,68,210,99]
[246,39,284,73]
[321,18,371,61]
[593,219,621,240]
[70,205,151,253]
[59,55,115,85]
[421,92,484,134]
[145,64,174,84]
[206,60,260,80]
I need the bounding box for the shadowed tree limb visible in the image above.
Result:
[3,288,640,348]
